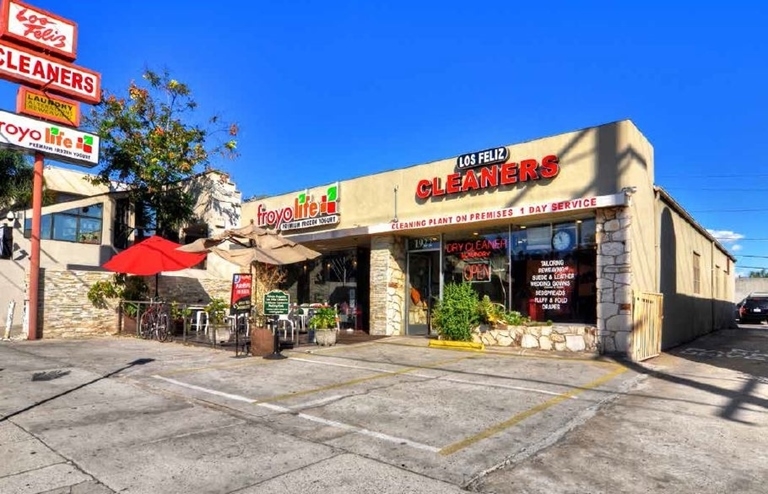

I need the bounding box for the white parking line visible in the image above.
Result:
[153,375,256,403]
[290,357,575,399]
[152,375,440,453]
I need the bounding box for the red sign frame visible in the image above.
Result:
[0,0,78,61]
[0,39,99,104]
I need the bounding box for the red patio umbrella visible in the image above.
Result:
[102,235,207,295]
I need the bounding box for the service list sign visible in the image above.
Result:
[0,109,99,166]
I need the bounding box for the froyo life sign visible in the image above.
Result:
[0,109,99,166]
[257,183,340,232]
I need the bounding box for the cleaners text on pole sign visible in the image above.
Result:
[0,0,78,61]
[0,40,99,103]
[16,86,79,126]
[0,109,99,166]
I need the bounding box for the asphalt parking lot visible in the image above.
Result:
[0,336,638,493]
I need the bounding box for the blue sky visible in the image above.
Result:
[3,1,767,275]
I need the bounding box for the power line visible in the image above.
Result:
[713,238,768,241]
[665,187,768,192]
[734,254,768,259]
[696,209,768,213]
[657,174,768,179]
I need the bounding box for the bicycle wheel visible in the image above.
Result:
[139,310,155,339]
[155,312,170,342]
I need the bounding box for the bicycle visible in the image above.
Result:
[138,299,171,342]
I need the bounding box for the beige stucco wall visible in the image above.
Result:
[242,120,653,239]
[656,192,736,349]
[0,168,243,337]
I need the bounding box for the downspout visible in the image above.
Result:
[711,239,715,331]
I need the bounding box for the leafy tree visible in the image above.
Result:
[85,69,239,239]
[0,149,54,214]
[748,269,768,278]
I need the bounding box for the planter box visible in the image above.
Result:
[250,328,276,356]
[474,324,598,353]
[315,329,337,346]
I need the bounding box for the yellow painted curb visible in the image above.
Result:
[428,340,485,351]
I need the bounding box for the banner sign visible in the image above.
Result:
[0,109,99,166]
[16,86,79,125]
[230,273,252,312]
[369,193,627,234]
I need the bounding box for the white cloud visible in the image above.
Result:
[707,229,744,253]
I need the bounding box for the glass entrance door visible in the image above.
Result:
[407,250,440,335]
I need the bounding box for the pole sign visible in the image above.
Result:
[16,86,79,126]
[263,290,290,316]
[0,40,99,103]
[0,109,98,166]
[230,273,252,312]
[0,0,78,61]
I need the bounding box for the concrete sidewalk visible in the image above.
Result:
[472,326,768,493]
[1,335,637,493]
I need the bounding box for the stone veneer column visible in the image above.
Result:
[596,207,633,354]
[369,235,406,336]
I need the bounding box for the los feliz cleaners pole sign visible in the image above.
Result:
[0,0,101,168]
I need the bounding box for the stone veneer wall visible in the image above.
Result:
[369,235,406,336]
[474,324,597,352]
[38,269,231,339]
[595,207,633,354]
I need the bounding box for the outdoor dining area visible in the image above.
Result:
[103,222,369,356]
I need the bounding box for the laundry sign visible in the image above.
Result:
[0,109,99,166]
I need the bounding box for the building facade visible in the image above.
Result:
[241,120,736,354]
[0,167,243,338]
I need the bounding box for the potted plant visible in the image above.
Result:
[170,302,192,336]
[308,306,338,346]
[204,297,231,343]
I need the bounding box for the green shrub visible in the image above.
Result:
[205,297,229,324]
[87,274,149,316]
[431,282,479,342]
[477,295,506,326]
[308,306,337,330]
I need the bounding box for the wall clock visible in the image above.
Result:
[552,229,573,251]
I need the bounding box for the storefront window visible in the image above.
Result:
[443,228,509,307]
[439,220,596,323]
[24,204,103,244]
[510,219,596,323]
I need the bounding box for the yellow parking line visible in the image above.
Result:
[253,354,476,404]
[439,364,628,456]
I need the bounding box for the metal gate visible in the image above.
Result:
[631,292,663,361]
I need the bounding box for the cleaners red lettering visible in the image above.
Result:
[416,154,560,200]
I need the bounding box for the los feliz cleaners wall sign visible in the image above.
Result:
[416,146,560,200]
